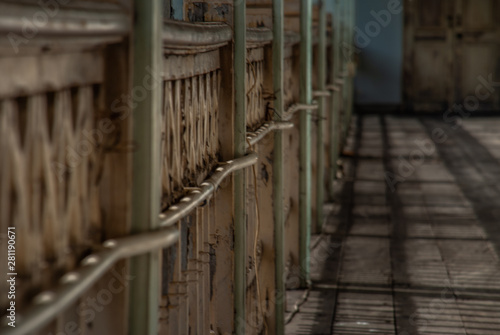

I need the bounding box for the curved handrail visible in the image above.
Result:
[246,121,294,147]
[246,27,273,47]
[0,227,179,335]
[159,153,258,227]
[0,154,258,335]
[163,20,232,50]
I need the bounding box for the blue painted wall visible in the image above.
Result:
[354,0,403,105]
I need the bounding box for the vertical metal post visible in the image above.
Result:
[339,0,349,143]
[316,0,327,232]
[299,0,312,287]
[234,0,247,332]
[329,0,341,198]
[129,0,162,334]
[272,0,285,332]
[347,0,355,127]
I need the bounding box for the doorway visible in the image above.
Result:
[404,0,500,112]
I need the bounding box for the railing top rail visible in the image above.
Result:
[0,227,179,335]
[246,27,273,47]
[0,2,130,37]
[285,31,300,46]
[163,19,232,51]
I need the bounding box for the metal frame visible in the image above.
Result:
[129,1,163,333]
[234,0,247,331]
[316,0,328,232]
[0,0,355,332]
[0,153,258,335]
[299,0,313,286]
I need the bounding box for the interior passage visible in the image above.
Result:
[286,114,500,335]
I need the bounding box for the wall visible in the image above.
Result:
[354,0,403,106]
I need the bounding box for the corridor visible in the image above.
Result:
[286,114,500,335]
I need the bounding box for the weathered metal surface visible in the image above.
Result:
[163,19,231,50]
[0,1,339,334]
[234,0,248,332]
[273,0,286,331]
[0,227,179,335]
[159,153,258,227]
[246,121,294,147]
[0,2,129,38]
[129,0,163,332]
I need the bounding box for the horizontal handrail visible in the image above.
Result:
[1,153,258,335]
[246,27,273,47]
[313,90,331,98]
[326,84,341,92]
[159,153,258,227]
[282,103,319,121]
[246,121,294,147]
[163,20,232,49]
[1,227,179,335]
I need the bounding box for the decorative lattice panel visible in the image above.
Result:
[161,71,221,208]
[0,86,105,302]
[246,58,267,130]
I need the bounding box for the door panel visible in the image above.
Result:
[461,0,495,30]
[404,0,500,111]
[417,0,447,28]
[455,0,500,110]
[404,0,453,111]
[459,45,500,109]
[414,42,449,102]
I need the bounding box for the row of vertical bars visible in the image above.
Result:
[129,0,356,334]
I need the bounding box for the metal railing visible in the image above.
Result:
[0,0,356,334]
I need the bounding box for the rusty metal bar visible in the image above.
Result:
[129,0,162,333]
[246,121,294,147]
[234,0,247,331]
[0,227,179,335]
[299,0,313,287]
[313,90,332,97]
[162,20,232,48]
[159,153,258,227]
[272,0,285,331]
[282,103,318,121]
[316,0,327,232]
[328,0,342,197]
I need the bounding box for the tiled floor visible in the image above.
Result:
[286,115,500,335]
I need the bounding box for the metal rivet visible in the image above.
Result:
[34,291,55,304]
[181,197,191,203]
[61,272,79,284]
[82,255,99,266]
[169,206,179,211]
[216,167,224,172]
[103,240,117,248]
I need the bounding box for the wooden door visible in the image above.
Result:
[454,0,500,111]
[404,0,500,112]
